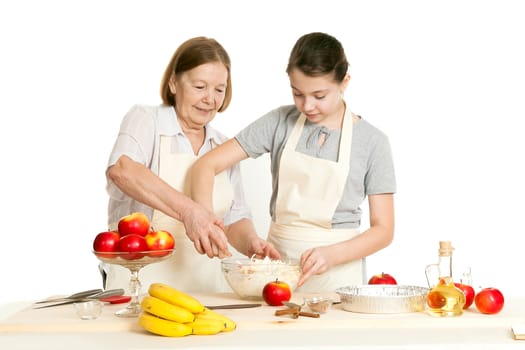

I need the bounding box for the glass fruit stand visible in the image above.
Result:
[93,249,174,317]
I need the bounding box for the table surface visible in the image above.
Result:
[1,292,525,350]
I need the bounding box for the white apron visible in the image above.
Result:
[106,135,233,293]
[268,107,365,292]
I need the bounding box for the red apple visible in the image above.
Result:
[262,280,291,306]
[117,234,148,260]
[454,282,475,309]
[475,287,504,314]
[368,272,397,285]
[118,212,150,236]
[144,230,175,257]
[93,231,120,258]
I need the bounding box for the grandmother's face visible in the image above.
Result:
[172,62,228,129]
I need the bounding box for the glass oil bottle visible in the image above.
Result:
[424,241,466,317]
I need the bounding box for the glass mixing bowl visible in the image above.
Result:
[221,257,301,300]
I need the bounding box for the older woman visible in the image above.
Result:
[104,37,279,293]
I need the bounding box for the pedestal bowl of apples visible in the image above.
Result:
[93,212,175,317]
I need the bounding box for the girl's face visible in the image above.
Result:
[170,62,228,129]
[288,68,349,128]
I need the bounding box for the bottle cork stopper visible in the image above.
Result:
[438,241,454,256]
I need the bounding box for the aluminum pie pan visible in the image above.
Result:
[335,285,429,314]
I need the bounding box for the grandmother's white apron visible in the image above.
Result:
[268,108,364,292]
[106,135,233,293]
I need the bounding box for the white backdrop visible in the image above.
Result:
[1,0,524,304]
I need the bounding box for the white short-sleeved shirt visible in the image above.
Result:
[106,104,252,226]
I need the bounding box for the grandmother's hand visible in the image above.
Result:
[247,239,281,260]
[181,204,231,258]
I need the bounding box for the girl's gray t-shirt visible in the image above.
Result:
[235,104,396,229]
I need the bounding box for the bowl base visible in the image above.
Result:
[115,303,142,318]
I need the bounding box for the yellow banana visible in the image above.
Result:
[196,308,236,332]
[187,317,225,335]
[148,283,205,314]
[140,295,195,323]
[138,312,192,337]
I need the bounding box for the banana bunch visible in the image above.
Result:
[138,282,236,337]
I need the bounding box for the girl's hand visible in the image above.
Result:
[297,246,332,286]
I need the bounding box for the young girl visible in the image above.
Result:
[191,32,396,292]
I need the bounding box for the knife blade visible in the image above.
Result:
[282,301,303,310]
[205,303,262,310]
[33,289,125,309]
[34,288,103,304]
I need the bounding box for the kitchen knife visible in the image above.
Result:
[34,288,103,304]
[205,303,262,310]
[33,289,125,309]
